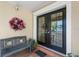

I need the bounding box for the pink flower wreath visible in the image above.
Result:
[9,17,25,31]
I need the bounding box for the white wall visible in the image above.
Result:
[0,2,33,39]
[33,1,72,56]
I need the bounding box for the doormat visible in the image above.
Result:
[35,50,46,57]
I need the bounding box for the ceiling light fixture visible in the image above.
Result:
[15,3,20,11]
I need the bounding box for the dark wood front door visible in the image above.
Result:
[37,7,66,54]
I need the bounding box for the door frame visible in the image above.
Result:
[37,7,66,54]
[33,2,71,56]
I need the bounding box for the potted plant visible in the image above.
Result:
[33,41,39,49]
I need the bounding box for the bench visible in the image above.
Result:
[0,36,27,57]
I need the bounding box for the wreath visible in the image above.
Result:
[9,17,25,31]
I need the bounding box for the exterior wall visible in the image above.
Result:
[0,2,33,39]
[71,1,79,56]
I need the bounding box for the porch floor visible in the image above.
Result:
[9,45,62,57]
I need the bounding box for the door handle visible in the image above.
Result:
[45,31,50,34]
[47,31,50,34]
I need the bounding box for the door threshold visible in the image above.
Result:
[39,45,66,57]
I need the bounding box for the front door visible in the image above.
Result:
[37,7,66,54]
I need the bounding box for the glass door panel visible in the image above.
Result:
[56,20,62,47]
[38,17,45,43]
[51,12,63,48]
[51,21,57,46]
[56,12,63,47]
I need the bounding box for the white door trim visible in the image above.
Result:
[33,1,71,56]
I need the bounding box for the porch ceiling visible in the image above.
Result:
[6,1,55,12]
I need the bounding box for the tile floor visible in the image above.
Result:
[9,45,63,57]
